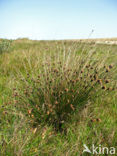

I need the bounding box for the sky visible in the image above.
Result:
[0,0,117,40]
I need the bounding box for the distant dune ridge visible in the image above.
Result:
[68,38,117,45]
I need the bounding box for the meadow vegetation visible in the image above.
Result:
[0,38,117,155]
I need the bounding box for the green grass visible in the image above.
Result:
[0,39,117,156]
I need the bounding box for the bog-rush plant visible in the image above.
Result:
[11,41,117,131]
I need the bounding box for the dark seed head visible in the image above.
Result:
[106,68,109,72]
[96,118,101,122]
[97,79,102,84]
[105,80,110,83]
[102,86,106,90]
[109,64,113,69]
[91,79,93,82]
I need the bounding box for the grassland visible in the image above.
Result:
[0,38,117,156]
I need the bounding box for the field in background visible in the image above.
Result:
[0,39,117,156]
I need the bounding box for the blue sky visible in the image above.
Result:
[0,0,117,40]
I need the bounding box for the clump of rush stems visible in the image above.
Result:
[7,41,117,132]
